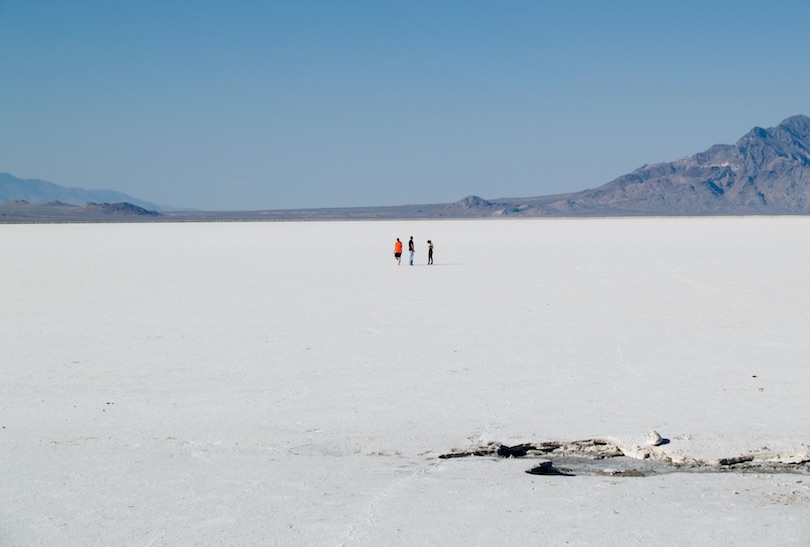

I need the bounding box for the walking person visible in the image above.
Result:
[408,236,415,266]
[427,240,434,265]
[394,238,403,265]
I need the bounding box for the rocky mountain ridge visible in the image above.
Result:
[512,114,810,216]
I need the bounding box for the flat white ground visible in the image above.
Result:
[2,217,809,546]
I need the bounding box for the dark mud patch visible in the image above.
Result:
[440,440,810,477]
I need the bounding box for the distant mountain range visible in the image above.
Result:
[3,114,810,221]
[0,173,164,211]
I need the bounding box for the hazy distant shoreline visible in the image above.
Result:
[4,199,809,224]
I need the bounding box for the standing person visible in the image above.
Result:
[408,236,415,266]
[394,238,403,265]
[427,240,434,265]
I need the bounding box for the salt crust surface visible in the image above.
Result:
[2,218,809,545]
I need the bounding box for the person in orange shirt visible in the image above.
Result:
[394,238,403,265]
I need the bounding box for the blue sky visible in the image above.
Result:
[2,1,809,210]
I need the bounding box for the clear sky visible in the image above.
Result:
[2,1,809,210]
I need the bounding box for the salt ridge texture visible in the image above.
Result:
[2,218,809,545]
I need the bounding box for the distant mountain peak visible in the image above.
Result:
[739,115,810,150]
[779,114,810,133]
[446,195,494,210]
